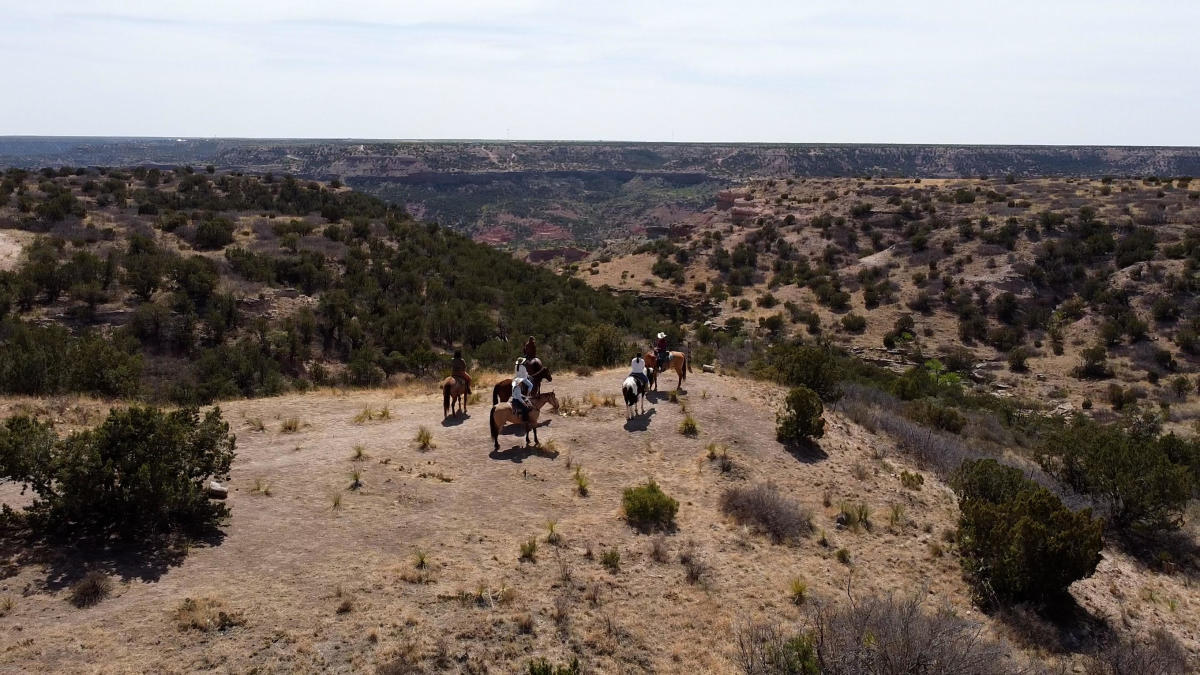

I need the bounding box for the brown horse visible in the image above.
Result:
[488,392,559,450]
[441,376,469,418]
[492,363,553,404]
[644,351,690,391]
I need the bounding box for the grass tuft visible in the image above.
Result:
[69,571,112,608]
[600,548,621,573]
[678,414,699,437]
[415,426,435,451]
[573,466,590,497]
[519,537,538,562]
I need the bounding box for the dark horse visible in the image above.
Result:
[492,361,554,404]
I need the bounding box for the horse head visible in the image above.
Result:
[542,391,560,412]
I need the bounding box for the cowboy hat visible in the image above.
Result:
[656,332,666,339]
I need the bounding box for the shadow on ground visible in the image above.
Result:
[623,408,656,432]
[0,525,225,591]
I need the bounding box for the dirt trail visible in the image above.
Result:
[0,369,1193,672]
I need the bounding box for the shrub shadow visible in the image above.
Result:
[0,524,225,590]
[782,438,828,464]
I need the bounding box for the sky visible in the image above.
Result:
[2,1,1198,145]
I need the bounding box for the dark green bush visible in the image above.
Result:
[953,459,1102,603]
[776,386,825,444]
[0,406,235,535]
[758,342,843,402]
[193,217,236,250]
[840,313,866,333]
[622,480,678,531]
[1037,416,1196,534]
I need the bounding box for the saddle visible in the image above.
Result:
[655,350,669,371]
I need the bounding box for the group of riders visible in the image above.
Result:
[448,332,675,425]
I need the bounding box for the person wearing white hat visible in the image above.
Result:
[510,358,533,425]
[654,332,670,373]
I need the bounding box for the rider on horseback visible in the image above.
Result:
[451,350,471,395]
[630,351,648,391]
[655,332,670,373]
[522,336,544,382]
[511,358,533,426]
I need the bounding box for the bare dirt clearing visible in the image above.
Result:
[0,370,1196,672]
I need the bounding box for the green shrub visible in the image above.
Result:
[1037,417,1196,534]
[840,313,867,333]
[193,218,236,250]
[776,386,825,444]
[0,406,236,535]
[758,343,843,402]
[622,480,678,531]
[953,459,1102,603]
[904,399,966,434]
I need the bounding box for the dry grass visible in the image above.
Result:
[174,597,245,632]
[0,595,13,617]
[788,577,808,605]
[245,417,266,432]
[544,520,562,546]
[279,417,302,433]
[519,538,538,562]
[600,548,621,573]
[69,571,112,608]
[573,466,590,496]
[415,426,435,451]
[251,477,272,496]
[837,501,871,532]
[678,413,699,436]
[649,535,670,563]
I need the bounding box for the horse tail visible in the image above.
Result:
[680,355,688,384]
[622,379,636,407]
[443,381,451,415]
[489,405,498,442]
[492,384,499,406]
[686,353,693,374]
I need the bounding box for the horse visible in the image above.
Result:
[492,362,554,404]
[644,350,691,391]
[489,391,560,450]
[622,374,647,419]
[441,376,470,418]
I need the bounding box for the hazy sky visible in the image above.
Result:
[2,1,1197,144]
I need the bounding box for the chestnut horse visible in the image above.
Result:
[644,351,690,391]
[488,392,559,450]
[492,363,553,404]
[441,376,469,418]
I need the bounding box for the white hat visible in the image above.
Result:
[657,332,666,339]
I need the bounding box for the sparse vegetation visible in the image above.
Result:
[678,413,699,436]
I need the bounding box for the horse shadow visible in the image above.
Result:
[489,444,560,463]
[441,413,469,427]
[623,408,656,432]
[783,439,829,464]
